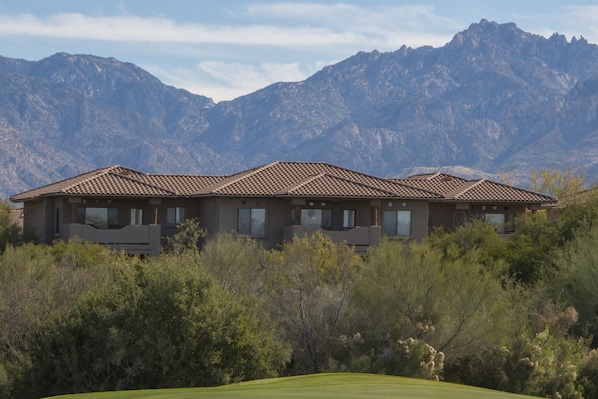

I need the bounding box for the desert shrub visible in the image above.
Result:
[16,253,290,398]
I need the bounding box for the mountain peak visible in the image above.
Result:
[2,22,598,198]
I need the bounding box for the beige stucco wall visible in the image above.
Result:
[209,196,430,249]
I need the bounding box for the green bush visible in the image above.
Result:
[16,253,290,398]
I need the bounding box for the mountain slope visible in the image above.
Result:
[2,19,598,198]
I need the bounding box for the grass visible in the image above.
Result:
[47,373,537,399]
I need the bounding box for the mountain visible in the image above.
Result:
[2,19,598,199]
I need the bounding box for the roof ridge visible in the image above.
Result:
[424,172,442,180]
[282,173,423,198]
[386,179,445,198]
[446,178,486,199]
[479,178,558,202]
[61,165,123,193]
[105,170,178,196]
[208,161,280,194]
[276,173,324,195]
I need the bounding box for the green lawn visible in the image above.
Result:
[48,373,537,399]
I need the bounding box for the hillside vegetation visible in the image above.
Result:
[3,198,598,398]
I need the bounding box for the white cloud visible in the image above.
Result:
[0,4,455,49]
[151,61,311,102]
[4,2,597,103]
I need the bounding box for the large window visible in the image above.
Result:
[383,210,411,237]
[238,208,266,236]
[166,207,185,225]
[300,208,332,229]
[479,213,515,233]
[343,209,356,229]
[130,208,143,225]
[78,207,119,229]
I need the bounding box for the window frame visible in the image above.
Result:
[166,207,186,225]
[343,209,357,229]
[130,208,143,225]
[77,207,119,229]
[237,207,267,236]
[383,210,412,237]
[299,208,333,229]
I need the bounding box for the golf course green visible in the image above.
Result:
[48,373,537,399]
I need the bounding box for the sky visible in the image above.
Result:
[0,1,597,103]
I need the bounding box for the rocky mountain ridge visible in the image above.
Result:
[2,19,598,198]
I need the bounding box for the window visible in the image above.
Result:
[480,213,515,233]
[78,207,119,229]
[166,207,185,224]
[383,210,411,237]
[300,208,332,229]
[130,208,143,225]
[238,208,266,236]
[343,209,356,229]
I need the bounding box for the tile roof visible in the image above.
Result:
[393,172,557,204]
[193,161,442,199]
[9,166,225,202]
[9,162,557,205]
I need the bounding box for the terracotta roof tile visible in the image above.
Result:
[138,174,226,196]
[449,179,557,203]
[392,173,468,195]
[395,173,557,203]
[9,162,556,205]
[195,161,441,199]
[279,174,402,198]
[9,166,224,201]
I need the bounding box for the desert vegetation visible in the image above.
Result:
[3,196,598,398]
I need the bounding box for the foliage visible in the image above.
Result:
[507,328,587,399]
[7,205,598,397]
[0,241,116,398]
[556,224,598,344]
[165,218,207,255]
[17,252,290,398]
[346,239,513,380]
[427,219,506,269]
[198,232,263,297]
[502,211,560,284]
[373,337,445,381]
[263,232,361,374]
[554,196,598,245]
[529,166,587,197]
[0,199,29,253]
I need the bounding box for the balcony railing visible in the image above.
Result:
[283,225,381,250]
[62,224,161,256]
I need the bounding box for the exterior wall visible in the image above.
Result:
[428,202,532,233]
[22,199,52,243]
[19,193,546,255]
[211,197,379,249]
[379,199,429,241]
[208,196,436,249]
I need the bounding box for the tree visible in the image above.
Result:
[0,199,27,253]
[18,252,290,397]
[263,232,361,374]
[165,217,207,256]
[529,167,587,198]
[349,239,514,377]
[0,240,115,398]
[198,233,263,297]
[557,224,598,343]
[502,211,560,284]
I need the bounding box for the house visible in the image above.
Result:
[9,161,557,255]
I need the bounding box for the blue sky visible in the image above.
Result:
[0,1,597,102]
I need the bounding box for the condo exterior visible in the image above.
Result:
[9,161,557,255]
